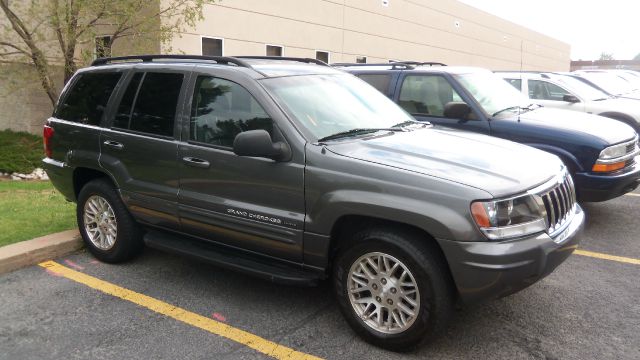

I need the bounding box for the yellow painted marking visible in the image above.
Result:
[39,261,323,360]
[574,250,640,265]
[625,192,640,197]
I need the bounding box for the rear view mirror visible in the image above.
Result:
[233,130,291,162]
[443,102,472,120]
[563,94,580,103]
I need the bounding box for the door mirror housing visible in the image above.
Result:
[563,94,581,103]
[233,130,291,161]
[443,102,472,120]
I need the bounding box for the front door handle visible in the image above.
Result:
[103,140,124,150]
[182,157,210,169]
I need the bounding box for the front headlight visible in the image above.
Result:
[593,139,639,172]
[471,195,546,240]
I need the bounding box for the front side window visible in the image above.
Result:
[190,76,273,148]
[263,74,413,140]
[398,75,463,116]
[55,72,122,126]
[113,72,183,137]
[528,80,570,101]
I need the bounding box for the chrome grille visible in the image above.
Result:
[538,171,576,235]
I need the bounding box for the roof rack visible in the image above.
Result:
[91,54,254,68]
[331,63,416,70]
[391,61,447,67]
[235,56,329,66]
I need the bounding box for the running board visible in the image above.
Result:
[143,230,323,286]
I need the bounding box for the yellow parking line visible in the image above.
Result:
[574,250,640,265]
[39,261,323,360]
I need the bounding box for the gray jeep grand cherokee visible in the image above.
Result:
[42,55,584,351]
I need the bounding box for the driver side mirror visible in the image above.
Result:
[443,102,472,120]
[563,94,580,103]
[233,130,291,162]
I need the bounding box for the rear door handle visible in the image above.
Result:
[103,140,124,150]
[182,157,210,169]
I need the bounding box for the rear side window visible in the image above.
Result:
[113,72,184,137]
[190,76,272,148]
[55,72,122,125]
[357,74,391,95]
[398,75,463,116]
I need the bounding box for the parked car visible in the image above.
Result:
[499,71,640,133]
[338,62,640,202]
[568,71,640,100]
[43,55,583,351]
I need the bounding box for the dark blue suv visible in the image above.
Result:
[338,62,640,202]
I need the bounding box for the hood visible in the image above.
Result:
[515,107,636,144]
[326,127,563,198]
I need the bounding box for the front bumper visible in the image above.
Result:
[437,204,584,305]
[574,160,640,202]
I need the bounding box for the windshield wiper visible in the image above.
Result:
[392,120,430,129]
[317,128,402,142]
[492,106,521,117]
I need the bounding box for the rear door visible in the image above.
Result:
[177,71,305,262]
[100,69,189,229]
[394,73,491,134]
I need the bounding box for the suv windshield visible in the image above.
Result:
[579,72,635,95]
[551,74,609,101]
[454,71,529,116]
[262,74,414,140]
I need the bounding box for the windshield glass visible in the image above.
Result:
[262,74,414,140]
[552,74,609,100]
[454,71,529,116]
[579,72,634,95]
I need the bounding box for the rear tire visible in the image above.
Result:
[333,226,455,351]
[77,178,143,263]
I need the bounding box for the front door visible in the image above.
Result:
[178,74,305,262]
[395,74,491,134]
[526,79,586,112]
[100,70,187,229]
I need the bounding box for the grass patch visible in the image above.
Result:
[0,180,76,247]
[0,129,43,174]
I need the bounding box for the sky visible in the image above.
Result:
[458,0,640,61]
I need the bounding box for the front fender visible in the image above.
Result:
[524,143,584,173]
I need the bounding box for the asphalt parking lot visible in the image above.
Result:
[1,192,639,360]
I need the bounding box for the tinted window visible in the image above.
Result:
[398,75,463,116]
[126,73,183,137]
[506,78,522,91]
[358,74,391,95]
[56,72,121,125]
[190,76,272,147]
[528,80,570,101]
[266,45,283,57]
[113,72,143,129]
[316,51,329,63]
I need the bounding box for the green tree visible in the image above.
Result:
[599,52,615,61]
[0,0,213,106]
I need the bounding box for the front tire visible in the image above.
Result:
[77,178,142,263]
[333,227,454,351]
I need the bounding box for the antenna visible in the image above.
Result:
[518,39,523,122]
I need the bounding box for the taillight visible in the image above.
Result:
[43,125,54,158]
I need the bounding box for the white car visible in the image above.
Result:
[572,70,640,100]
[499,71,640,133]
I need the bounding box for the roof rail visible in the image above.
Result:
[235,56,329,66]
[331,63,416,70]
[90,55,254,69]
[391,61,447,67]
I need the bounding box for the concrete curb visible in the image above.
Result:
[0,229,83,275]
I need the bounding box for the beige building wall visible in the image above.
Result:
[164,0,570,71]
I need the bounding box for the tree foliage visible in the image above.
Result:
[0,0,214,107]
[599,52,615,61]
